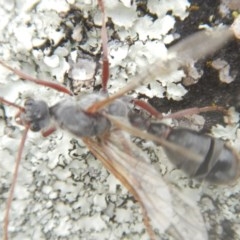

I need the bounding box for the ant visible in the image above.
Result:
[0,1,240,240]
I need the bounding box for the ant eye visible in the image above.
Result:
[30,122,41,132]
[24,98,34,106]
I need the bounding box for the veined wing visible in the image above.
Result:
[83,128,207,240]
[88,27,233,113]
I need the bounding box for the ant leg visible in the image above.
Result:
[41,126,57,137]
[132,99,227,120]
[132,99,163,119]
[88,27,234,114]
[163,106,227,119]
[0,97,25,112]
[0,60,72,95]
[0,97,27,126]
[97,0,109,92]
[4,125,30,240]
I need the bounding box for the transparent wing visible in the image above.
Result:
[87,27,233,113]
[83,128,208,240]
[169,27,233,62]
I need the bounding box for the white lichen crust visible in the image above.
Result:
[0,0,240,240]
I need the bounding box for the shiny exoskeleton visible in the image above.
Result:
[129,112,240,184]
[22,94,240,185]
[21,93,129,137]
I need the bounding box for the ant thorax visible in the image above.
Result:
[49,93,130,137]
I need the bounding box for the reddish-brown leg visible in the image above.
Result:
[132,98,227,120]
[0,97,57,239]
[0,97,25,112]
[41,126,57,137]
[4,125,30,240]
[0,98,27,240]
[162,105,227,119]
[132,99,163,119]
[0,60,73,95]
[97,0,109,92]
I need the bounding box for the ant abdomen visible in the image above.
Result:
[148,122,240,184]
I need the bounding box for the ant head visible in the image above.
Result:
[18,98,51,132]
